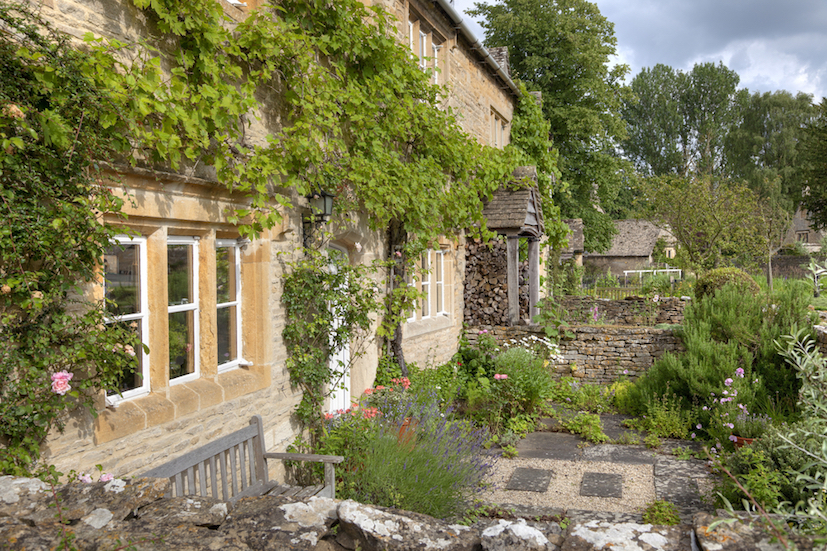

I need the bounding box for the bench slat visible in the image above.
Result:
[239,441,248,491]
[198,462,207,496]
[209,456,217,499]
[264,452,344,463]
[295,484,324,499]
[141,424,259,479]
[229,447,239,495]
[219,451,229,501]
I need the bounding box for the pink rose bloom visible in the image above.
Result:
[494,374,508,380]
[78,474,92,483]
[51,371,73,395]
[724,378,733,387]
[735,368,745,378]
[99,473,114,482]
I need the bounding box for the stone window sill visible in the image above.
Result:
[93,366,268,445]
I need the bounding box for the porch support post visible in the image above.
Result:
[528,237,540,323]
[507,235,520,326]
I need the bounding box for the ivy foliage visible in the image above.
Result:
[0,3,142,477]
[100,0,517,245]
[508,82,568,250]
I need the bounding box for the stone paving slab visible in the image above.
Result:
[581,444,657,465]
[580,472,623,499]
[505,467,554,492]
[517,432,584,460]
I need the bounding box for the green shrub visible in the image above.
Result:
[409,361,463,406]
[494,347,553,415]
[642,500,681,525]
[561,413,608,443]
[643,391,691,439]
[718,448,783,510]
[550,377,615,413]
[694,267,760,300]
[630,281,813,437]
[461,347,552,434]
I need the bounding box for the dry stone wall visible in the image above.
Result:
[466,325,684,384]
[0,475,807,551]
[559,296,686,326]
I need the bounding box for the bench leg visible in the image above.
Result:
[324,463,336,499]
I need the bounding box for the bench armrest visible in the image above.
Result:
[263,452,344,499]
[263,452,344,464]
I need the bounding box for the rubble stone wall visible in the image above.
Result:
[466,325,684,384]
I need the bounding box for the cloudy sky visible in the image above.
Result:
[452,0,827,101]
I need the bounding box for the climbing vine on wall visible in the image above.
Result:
[0,3,145,478]
[281,251,380,444]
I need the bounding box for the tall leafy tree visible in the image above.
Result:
[622,62,741,178]
[638,176,767,271]
[469,0,630,252]
[800,99,827,229]
[726,90,816,209]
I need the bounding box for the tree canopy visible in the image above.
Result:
[637,176,769,271]
[799,99,827,229]
[469,0,630,252]
[622,62,816,212]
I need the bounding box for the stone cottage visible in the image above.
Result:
[34,0,523,479]
[585,219,676,277]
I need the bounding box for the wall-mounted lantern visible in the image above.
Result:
[302,188,335,249]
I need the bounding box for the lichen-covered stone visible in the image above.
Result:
[338,500,479,550]
[480,518,552,550]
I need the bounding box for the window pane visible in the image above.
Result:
[216,246,236,304]
[217,305,237,365]
[168,244,193,306]
[107,321,143,394]
[169,310,195,380]
[421,253,430,317]
[104,243,140,316]
[435,253,443,313]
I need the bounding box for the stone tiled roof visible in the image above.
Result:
[590,220,666,257]
[483,188,544,237]
[482,166,545,237]
[563,219,584,253]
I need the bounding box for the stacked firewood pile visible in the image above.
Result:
[464,239,529,326]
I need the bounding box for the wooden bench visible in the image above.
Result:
[141,415,344,502]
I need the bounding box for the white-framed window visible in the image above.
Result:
[104,235,150,402]
[491,111,508,148]
[433,249,445,315]
[419,31,427,71]
[432,44,442,84]
[216,240,243,372]
[406,267,418,323]
[420,252,430,318]
[167,236,200,384]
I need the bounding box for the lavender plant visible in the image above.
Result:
[342,390,499,519]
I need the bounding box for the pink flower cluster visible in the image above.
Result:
[51,371,73,395]
[493,374,508,380]
[391,377,411,390]
[78,472,114,483]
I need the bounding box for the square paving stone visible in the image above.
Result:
[580,472,623,498]
[505,468,553,492]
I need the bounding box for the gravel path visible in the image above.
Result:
[481,457,657,513]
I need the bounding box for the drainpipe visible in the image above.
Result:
[433,0,521,98]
